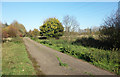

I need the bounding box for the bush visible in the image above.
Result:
[31,28,39,37]
[39,18,64,39]
[40,40,49,44]
[72,36,113,50]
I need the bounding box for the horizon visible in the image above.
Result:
[2,2,118,31]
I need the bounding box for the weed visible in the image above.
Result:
[56,56,68,67]
[84,72,94,77]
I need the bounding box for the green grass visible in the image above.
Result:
[56,56,68,67]
[2,38,36,75]
[84,72,94,77]
[31,37,120,75]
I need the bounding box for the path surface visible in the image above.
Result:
[23,37,114,75]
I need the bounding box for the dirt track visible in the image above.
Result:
[23,37,114,75]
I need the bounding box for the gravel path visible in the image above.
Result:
[23,37,114,75]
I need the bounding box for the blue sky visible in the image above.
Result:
[2,2,118,31]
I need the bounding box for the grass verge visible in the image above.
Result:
[25,44,45,75]
[2,37,36,75]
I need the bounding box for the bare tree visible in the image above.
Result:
[63,15,79,32]
[118,1,120,23]
[100,10,120,49]
[63,15,79,42]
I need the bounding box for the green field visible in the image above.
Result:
[2,38,36,75]
[31,37,120,75]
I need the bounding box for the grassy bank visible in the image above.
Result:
[2,37,36,75]
[31,37,120,75]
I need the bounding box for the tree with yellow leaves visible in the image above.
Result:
[40,18,64,39]
[31,28,39,38]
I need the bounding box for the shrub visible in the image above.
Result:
[7,26,18,37]
[31,29,39,37]
[39,18,64,39]
[72,36,113,50]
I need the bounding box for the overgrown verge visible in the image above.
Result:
[2,37,36,75]
[31,37,120,75]
[24,43,45,76]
